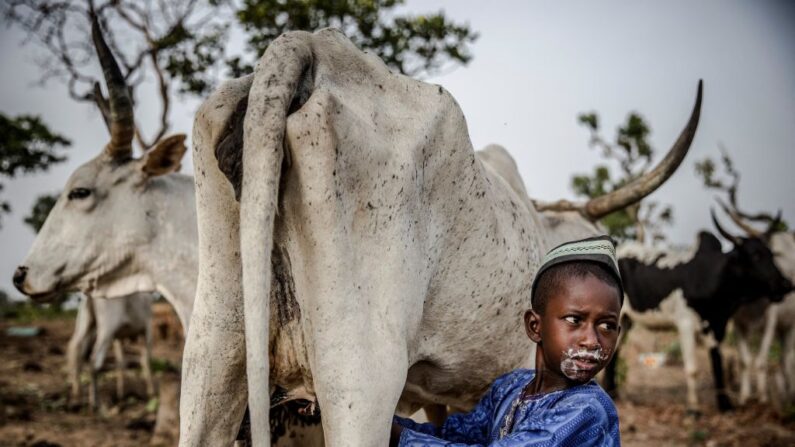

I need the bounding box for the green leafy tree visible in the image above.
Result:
[3,0,477,150]
[0,113,70,227]
[232,0,477,77]
[24,193,59,233]
[571,112,673,242]
[695,147,788,233]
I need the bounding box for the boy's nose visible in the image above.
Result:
[578,327,600,349]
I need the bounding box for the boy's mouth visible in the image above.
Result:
[571,357,599,369]
[560,347,610,380]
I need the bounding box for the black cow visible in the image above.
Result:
[604,211,793,413]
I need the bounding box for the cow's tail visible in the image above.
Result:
[239,32,313,447]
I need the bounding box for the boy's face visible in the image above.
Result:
[524,273,621,385]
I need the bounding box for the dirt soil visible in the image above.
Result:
[1,317,794,446]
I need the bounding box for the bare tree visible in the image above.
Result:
[3,0,477,152]
[695,146,787,236]
[3,0,232,150]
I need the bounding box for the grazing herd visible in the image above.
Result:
[8,22,793,447]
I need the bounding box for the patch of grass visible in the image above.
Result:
[665,340,682,365]
[782,403,795,424]
[145,397,159,413]
[1,301,76,323]
[615,356,628,388]
[768,339,782,363]
[689,428,709,444]
[151,358,179,374]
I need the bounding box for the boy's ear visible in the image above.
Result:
[524,309,542,344]
[141,134,187,177]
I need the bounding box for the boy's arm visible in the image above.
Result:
[394,402,493,446]
[394,394,618,447]
[392,372,523,446]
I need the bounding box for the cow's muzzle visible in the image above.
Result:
[770,278,795,303]
[12,266,28,293]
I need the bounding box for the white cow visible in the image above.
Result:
[67,292,156,409]
[10,17,330,447]
[185,28,701,446]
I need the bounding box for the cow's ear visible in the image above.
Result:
[141,134,187,177]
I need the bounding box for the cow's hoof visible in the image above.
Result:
[717,395,734,412]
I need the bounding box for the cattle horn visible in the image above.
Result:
[716,197,762,238]
[711,208,740,245]
[584,80,703,219]
[537,81,703,218]
[91,14,134,160]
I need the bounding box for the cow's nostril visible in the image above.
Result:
[12,266,28,289]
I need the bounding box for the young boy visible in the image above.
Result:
[391,235,623,446]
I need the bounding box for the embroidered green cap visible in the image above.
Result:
[530,235,623,304]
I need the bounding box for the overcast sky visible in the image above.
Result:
[1,1,793,298]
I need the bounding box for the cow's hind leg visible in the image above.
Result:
[113,339,125,401]
[179,75,251,446]
[736,326,753,405]
[310,331,408,446]
[297,259,412,446]
[783,327,795,400]
[142,323,156,397]
[754,305,778,403]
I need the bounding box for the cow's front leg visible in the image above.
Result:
[66,300,92,406]
[675,316,700,414]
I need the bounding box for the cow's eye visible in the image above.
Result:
[68,188,92,200]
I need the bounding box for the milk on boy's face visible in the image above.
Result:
[559,347,611,382]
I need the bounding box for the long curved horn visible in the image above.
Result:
[711,208,740,245]
[583,80,703,219]
[91,15,134,159]
[716,197,762,238]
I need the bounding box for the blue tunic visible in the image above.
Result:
[395,369,620,446]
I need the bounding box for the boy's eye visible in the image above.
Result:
[564,316,580,324]
[598,322,617,332]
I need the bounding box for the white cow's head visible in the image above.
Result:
[12,16,187,302]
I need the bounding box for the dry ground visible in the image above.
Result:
[1,315,793,446]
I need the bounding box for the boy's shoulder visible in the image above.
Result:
[554,381,619,420]
[491,368,535,389]
[485,369,535,401]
